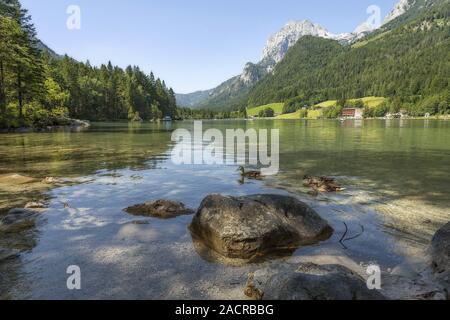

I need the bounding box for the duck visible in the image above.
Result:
[303,175,345,193]
[238,166,263,179]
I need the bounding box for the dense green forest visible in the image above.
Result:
[0,0,177,129]
[177,106,247,120]
[46,57,177,122]
[243,1,450,116]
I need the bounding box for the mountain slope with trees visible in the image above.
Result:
[0,0,177,129]
[177,0,442,111]
[243,0,449,116]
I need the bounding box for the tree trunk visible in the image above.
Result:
[0,60,5,115]
[17,68,23,119]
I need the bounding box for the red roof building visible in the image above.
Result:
[341,108,364,119]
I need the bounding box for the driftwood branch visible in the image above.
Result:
[339,222,349,248]
[339,222,365,249]
[344,224,365,242]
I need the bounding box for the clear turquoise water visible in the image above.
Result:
[0,120,449,299]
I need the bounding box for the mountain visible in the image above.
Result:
[36,40,62,59]
[379,0,446,30]
[177,0,416,109]
[262,20,338,66]
[242,0,449,113]
[175,61,269,110]
[175,89,212,108]
[384,0,414,24]
[260,19,376,66]
[175,20,354,110]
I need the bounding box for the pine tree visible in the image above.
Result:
[0,16,23,116]
[1,0,45,119]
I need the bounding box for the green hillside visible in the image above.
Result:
[242,1,450,117]
[275,109,322,120]
[247,103,284,117]
[316,97,386,108]
[273,97,385,120]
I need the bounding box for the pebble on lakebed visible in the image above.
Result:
[124,200,194,219]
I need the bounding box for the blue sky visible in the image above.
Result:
[22,0,398,93]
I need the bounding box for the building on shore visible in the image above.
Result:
[341,108,364,119]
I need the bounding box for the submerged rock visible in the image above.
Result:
[24,201,46,209]
[0,208,44,234]
[431,222,450,291]
[189,194,333,261]
[244,273,264,300]
[0,207,44,254]
[0,174,37,185]
[124,200,194,219]
[0,248,20,262]
[261,263,385,300]
[0,175,52,212]
[383,263,448,300]
[0,208,41,226]
[431,222,450,273]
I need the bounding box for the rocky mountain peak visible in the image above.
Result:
[262,20,335,64]
[261,0,417,66]
[384,0,414,24]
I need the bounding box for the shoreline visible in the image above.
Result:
[180,117,449,121]
[0,119,90,134]
[251,116,450,121]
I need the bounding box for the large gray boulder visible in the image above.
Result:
[189,194,333,260]
[431,222,450,292]
[431,222,450,274]
[261,263,385,300]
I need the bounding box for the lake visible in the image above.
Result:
[0,119,449,299]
